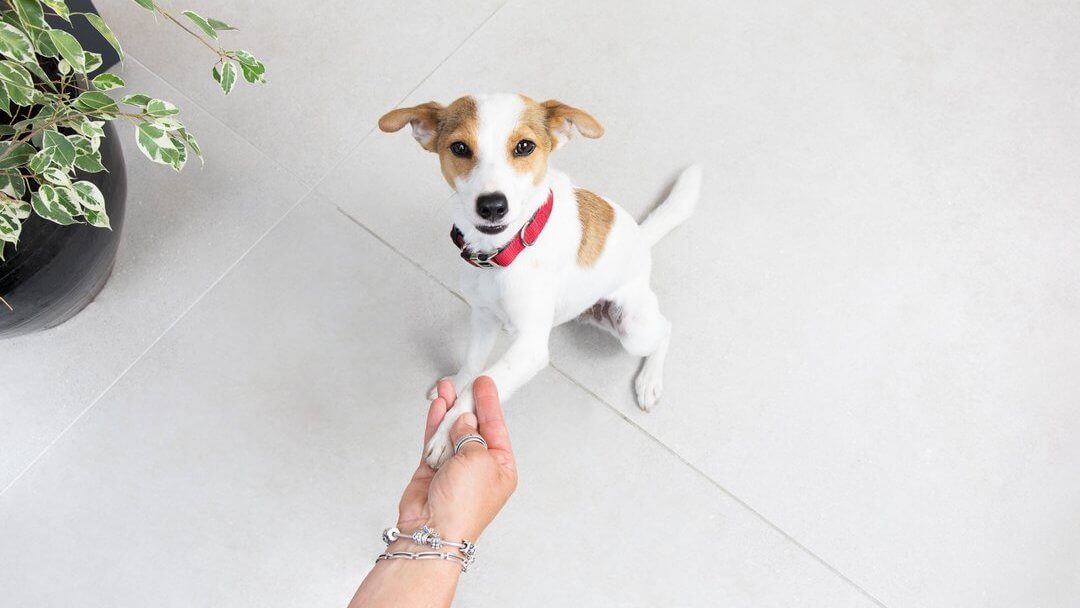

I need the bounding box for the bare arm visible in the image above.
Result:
[349,377,517,607]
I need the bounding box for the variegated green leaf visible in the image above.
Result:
[131,0,155,10]
[83,206,110,228]
[43,129,77,169]
[48,29,86,73]
[92,73,124,91]
[29,149,52,173]
[145,98,178,117]
[31,184,80,225]
[74,152,106,173]
[68,134,93,155]
[73,90,118,118]
[30,26,58,58]
[0,173,26,198]
[13,0,46,28]
[0,60,34,105]
[177,127,202,161]
[136,121,179,165]
[83,51,103,74]
[74,119,105,152]
[208,18,237,32]
[0,198,33,246]
[182,11,218,39]
[121,93,151,108]
[41,166,72,186]
[214,60,236,95]
[0,21,35,63]
[80,12,124,63]
[42,0,71,20]
[164,133,187,171]
[73,180,105,210]
[233,50,266,84]
[0,141,35,169]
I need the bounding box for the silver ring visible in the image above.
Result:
[454,434,487,454]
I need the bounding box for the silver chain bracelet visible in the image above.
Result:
[376,550,471,572]
[381,525,477,572]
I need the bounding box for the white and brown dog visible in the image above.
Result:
[379,94,701,468]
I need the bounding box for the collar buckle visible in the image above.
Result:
[463,248,498,268]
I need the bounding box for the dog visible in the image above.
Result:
[379,94,701,468]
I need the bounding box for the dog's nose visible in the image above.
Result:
[476,192,509,222]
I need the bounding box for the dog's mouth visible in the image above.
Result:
[475,224,507,235]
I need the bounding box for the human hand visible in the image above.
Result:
[395,376,517,544]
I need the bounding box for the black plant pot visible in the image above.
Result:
[0,0,125,338]
[0,121,127,338]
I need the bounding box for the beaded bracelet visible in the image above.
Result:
[381,525,477,572]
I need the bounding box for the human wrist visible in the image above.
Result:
[396,515,485,544]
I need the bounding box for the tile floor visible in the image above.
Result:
[3,2,1079,607]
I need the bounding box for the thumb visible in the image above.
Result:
[449,412,485,456]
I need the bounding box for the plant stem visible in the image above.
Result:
[153,3,227,59]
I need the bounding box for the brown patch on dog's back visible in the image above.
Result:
[575,188,615,267]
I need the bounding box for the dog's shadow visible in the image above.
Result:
[555,318,624,359]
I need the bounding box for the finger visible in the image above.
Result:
[437,379,457,408]
[472,376,513,454]
[423,397,449,448]
[449,412,486,457]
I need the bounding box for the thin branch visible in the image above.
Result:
[153,3,227,58]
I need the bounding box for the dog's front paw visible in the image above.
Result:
[634,364,664,412]
[423,391,475,469]
[424,425,455,469]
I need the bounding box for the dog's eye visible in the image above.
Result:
[513,139,536,157]
[449,141,472,158]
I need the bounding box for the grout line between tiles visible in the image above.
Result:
[0,190,319,499]
[329,205,891,608]
[308,0,512,190]
[123,55,313,189]
[546,364,891,608]
[334,205,466,305]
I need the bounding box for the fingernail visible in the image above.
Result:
[462,413,477,428]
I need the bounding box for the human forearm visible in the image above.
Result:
[349,553,461,608]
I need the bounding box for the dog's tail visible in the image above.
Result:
[639,164,702,246]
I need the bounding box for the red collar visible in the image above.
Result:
[450,190,554,268]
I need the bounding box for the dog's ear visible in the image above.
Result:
[541,100,603,149]
[378,102,445,152]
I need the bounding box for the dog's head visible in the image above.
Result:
[379,94,602,245]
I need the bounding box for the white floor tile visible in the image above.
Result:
[94,0,506,178]
[0,62,308,489]
[0,199,875,607]
[317,1,1080,606]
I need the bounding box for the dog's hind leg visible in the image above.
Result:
[595,278,672,411]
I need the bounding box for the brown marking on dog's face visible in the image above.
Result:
[379,97,480,188]
[380,95,603,203]
[510,96,555,185]
[435,96,479,188]
[575,188,615,267]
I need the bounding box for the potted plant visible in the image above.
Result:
[0,0,265,337]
